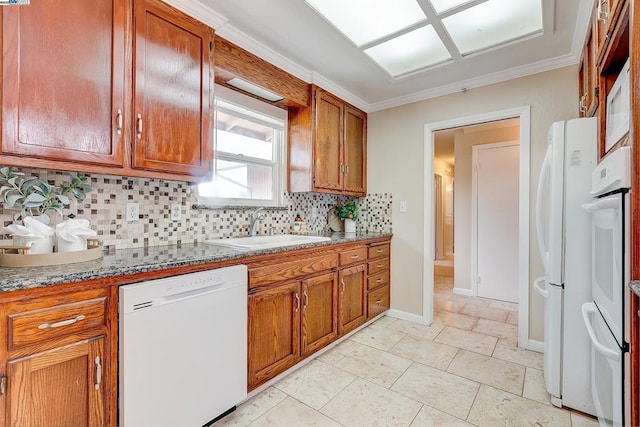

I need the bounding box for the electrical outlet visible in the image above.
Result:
[399,201,408,213]
[126,203,139,222]
[170,203,182,221]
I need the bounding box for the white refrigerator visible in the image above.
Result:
[533,117,596,415]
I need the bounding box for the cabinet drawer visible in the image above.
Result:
[339,247,368,266]
[367,271,390,290]
[368,285,390,319]
[368,258,390,275]
[368,244,390,259]
[249,251,338,287]
[8,297,107,350]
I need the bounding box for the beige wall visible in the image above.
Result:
[368,66,578,341]
[453,124,520,292]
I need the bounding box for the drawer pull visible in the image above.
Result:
[95,356,102,390]
[376,278,383,283]
[376,249,384,253]
[376,299,382,304]
[376,264,383,268]
[38,315,86,330]
[350,254,360,259]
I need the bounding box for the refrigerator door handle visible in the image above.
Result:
[535,144,552,272]
[581,302,620,361]
[533,276,548,298]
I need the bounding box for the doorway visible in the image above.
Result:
[424,106,531,349]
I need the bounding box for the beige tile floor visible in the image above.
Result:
[216,273,599,426]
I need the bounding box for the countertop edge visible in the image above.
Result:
[0,232,392,294]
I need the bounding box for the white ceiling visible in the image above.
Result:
[168,0,593,112]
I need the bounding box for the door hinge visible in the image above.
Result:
[210,41,213,51]
[594,86,599,98]
[0,375,6,395]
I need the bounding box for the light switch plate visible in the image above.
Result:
[399,201,407,213]
[170,203,182,221]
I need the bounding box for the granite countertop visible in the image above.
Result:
[629,281,640,298]
[0,232,392,293]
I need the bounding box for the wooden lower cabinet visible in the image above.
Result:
[301,273,338,356]
[338,264,367,335]
[247,282,300,390]
[248,272,338,390]
[7,337,106,427]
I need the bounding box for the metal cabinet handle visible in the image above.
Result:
[345,164,349,174]
[340,279,345,293]
[376,299,382,304]
[136,113,143,139]
[579,94,586,113]
[303,290,309,308]
[116,108,123,135]
[94,356,102,390]
[376,249,384,253]
[376,264,383,268]
[38,315,86,330]
[295,293,300,312]
[376,278,383,283]
[350,254,360,259]
[340,163,344,173]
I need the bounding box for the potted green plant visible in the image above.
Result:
[334,201,359,233]
[0,166,93,225]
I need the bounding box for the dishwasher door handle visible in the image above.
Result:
[155,283,229,306]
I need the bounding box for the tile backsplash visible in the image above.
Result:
[0,169,392,252]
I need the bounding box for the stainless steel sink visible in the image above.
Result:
[204,234,331,250]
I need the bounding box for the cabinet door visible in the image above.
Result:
[248,282,300,390]
[132,0,213,176]
[338,264,367,335]
[314,89,344,192]
[301,272,338,356]
[343,106,367,195]
[6,337,106,427]
[1,0,126,165]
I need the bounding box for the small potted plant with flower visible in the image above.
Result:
[334,201,359,233]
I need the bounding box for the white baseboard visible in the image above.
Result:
[386,309,428,325]
[522,338,544,353]
[453,287,473,296]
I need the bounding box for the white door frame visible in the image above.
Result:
[471,140,519,298]
[423,106,532,349]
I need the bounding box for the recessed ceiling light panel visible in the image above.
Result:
[306,0,427,47]
[442,0,543,55]
[364,25,451,77]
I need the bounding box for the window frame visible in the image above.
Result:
[197,85,287,207]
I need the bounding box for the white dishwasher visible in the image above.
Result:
[119,265,247,427]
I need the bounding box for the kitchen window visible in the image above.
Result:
[198,85,286,207]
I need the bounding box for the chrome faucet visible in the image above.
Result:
[249,207,265,236]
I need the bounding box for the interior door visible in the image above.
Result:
[474,142,519,302]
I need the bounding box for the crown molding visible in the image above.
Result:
[163,0,228,28]
[368,52,579,112]
[310,72,369,111]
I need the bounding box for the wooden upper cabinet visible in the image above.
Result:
[1,0,126,166]
[7,338,106,427]
[579,13,599,117]
[288,86,367,196]
[131,0,213,176]
[314,90,344,192]
[344,106,367,194]
[596,0,624,56]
